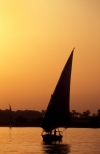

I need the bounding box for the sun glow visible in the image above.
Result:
[0,0,100,113]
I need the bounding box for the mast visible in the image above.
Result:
[9,104,12,127]
[41,48,74,132]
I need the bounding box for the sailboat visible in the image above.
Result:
[41,48,74,142]
[9,104,12,127]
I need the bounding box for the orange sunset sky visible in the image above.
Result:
[0,0,100,114]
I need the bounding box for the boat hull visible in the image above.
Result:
[42,134,63,142]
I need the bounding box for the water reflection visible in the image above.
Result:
[42,142,70,154]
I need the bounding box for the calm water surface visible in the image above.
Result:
[0,127,100,154]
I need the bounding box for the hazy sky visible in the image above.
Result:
[0,0,100,114]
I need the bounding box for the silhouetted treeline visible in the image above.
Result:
[0,109,45,127]
[0,109,100,128]
[69,109,100,128]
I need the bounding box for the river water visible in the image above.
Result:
[0,127,100,154]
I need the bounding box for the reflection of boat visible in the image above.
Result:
[41,48,74,142]
[42,142,70,154]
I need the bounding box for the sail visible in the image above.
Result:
[41,49,74,132]
[9,104,12,126]
[9,104,12,115]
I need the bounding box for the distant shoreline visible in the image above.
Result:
[0,109,100,128]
